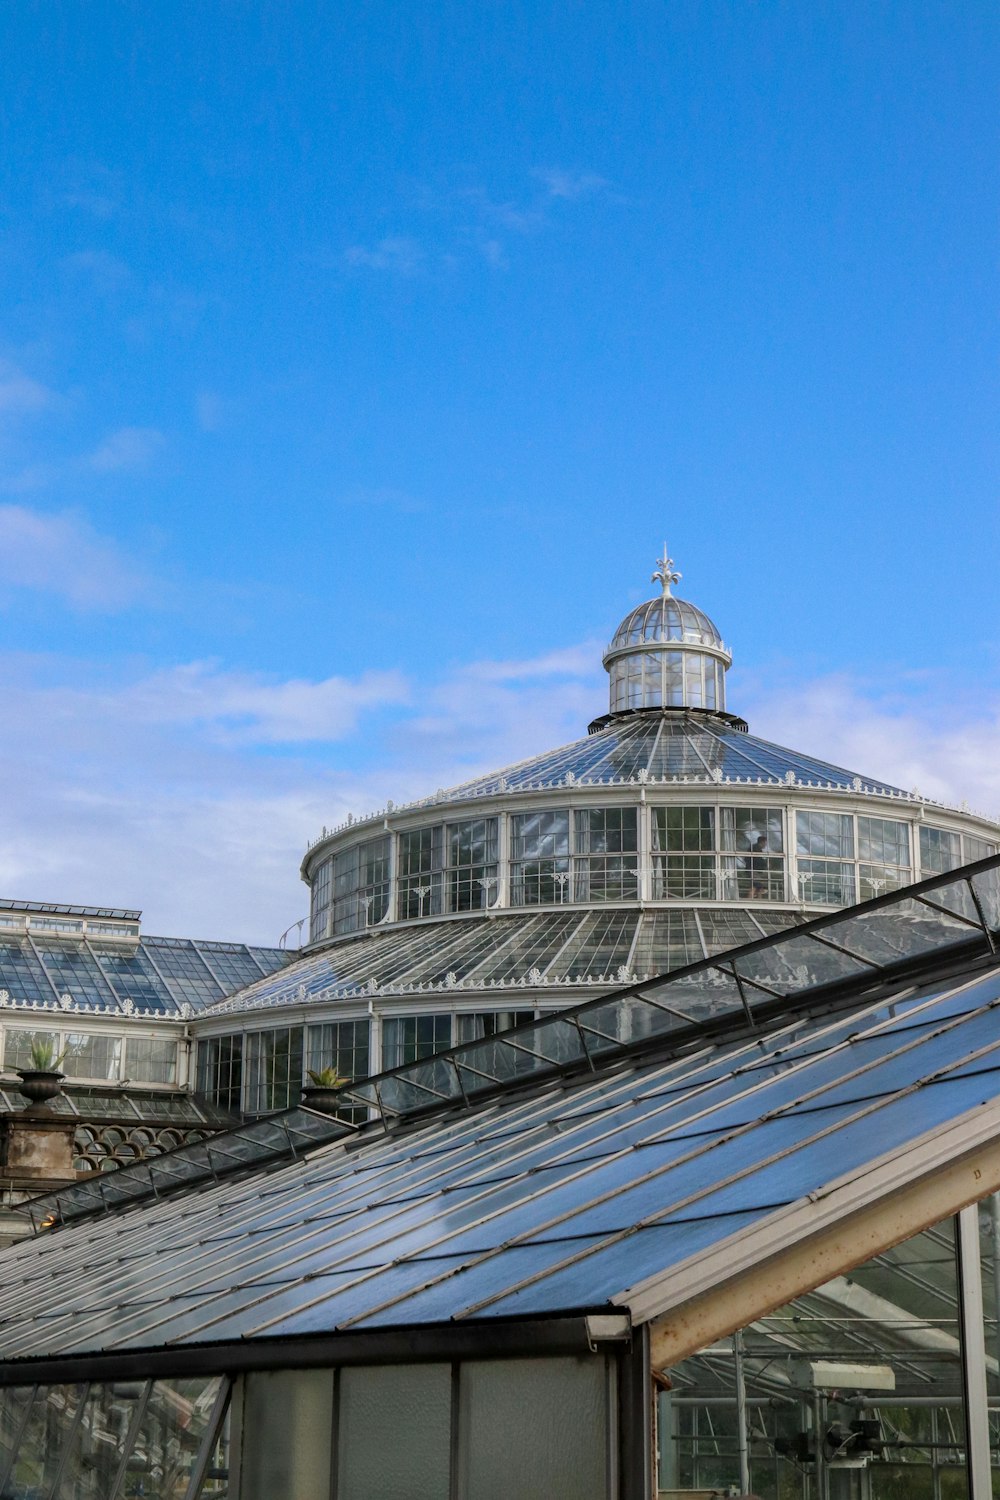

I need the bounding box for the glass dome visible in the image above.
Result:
[609,595,725,650]
[603,547,732,715]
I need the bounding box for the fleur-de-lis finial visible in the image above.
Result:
[652,543,681,598]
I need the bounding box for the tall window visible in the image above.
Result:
[573,808,639,901]
[332,836,390,935]
[720,807,785,901]
[510,811,571,905]
[382,1014,452,1069]
[398,827,444,919]
[796,812,855,905]
[446,818,499,911]
[310,858,332,942]
[196,1035,243,1111]
[858,816,911,900]
[651,806,785,902]
[305,1019,370,1083]
[245,1027,304,1113]
[652,807,716,899]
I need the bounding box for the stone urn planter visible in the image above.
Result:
[15,1069,66,1108]
[301,1069,348,1115]
[300,1084,343,1115]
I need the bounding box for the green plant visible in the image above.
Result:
[306,1067,347,1089]
[25,1037,67,1072]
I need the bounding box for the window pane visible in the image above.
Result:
[241,1371,331,1500]
[652,806,715,853]
[858,816,910,868]
[721,807,784,855]
[920,825,961,875]
[797,860,856,905]
[458,1357,610,1500]
[796,810,853,858]
[337,1364,451,1500]
[383,1014,453,1069]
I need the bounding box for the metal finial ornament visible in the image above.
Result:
[652,543,681,598]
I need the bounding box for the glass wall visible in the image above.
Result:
[245,1026,304,1113]
[660,1209,1000,1499]
[2,1026,178,1086]
[332,835,390,936]
[653,806,785,902]
[608,647,726,712]
[305,1018,369,1082]
[197,1033,244,1110]
[307,805,997,933]
[0,1375,225,1500]
[239,1355,613,1500]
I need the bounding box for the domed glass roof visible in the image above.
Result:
[609,595,725,651]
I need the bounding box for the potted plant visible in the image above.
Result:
[16,1037,68,1107]
[301,1066,347,1114]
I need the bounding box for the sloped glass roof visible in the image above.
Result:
[205,906,802,1016]
[0,934,292,1016]
[425,712,909,801]
[2,862,1000,1360]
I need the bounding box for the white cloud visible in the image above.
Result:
[86,426,165,472]
[62,250,131,287]
[344,237,424,275]
[196,390,224,432]
[0,360,53,417]
[122,662,413,744]
[535,168,609,200]
[0,505,149,609]
[743,671,1000,821]
[5,641,998,947]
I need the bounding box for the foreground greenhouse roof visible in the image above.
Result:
[3,855,1000,1378]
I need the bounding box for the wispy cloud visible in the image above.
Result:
[0,361,54,418]
[534,168,609,200]
[344,236,424,275]
[0,505,149,610]
[61,249,132,288]
[123,662,412,744]
[338,167,612,278]
[744,670,1000,820]
[2,643,998,942]
[86,426,165,472]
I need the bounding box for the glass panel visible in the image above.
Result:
[510,811,570,906]
[458,1356,610,1500]
[662,1219,967,1498]
[446,817,499,912]
[337,1363,451,1499]
[5,1384,86,1496]
[245,1027,304,1112]
[382,1014,452,1069]
[920,824,962,875]
[0,1385,34,1486]
[54,1380,147,1499]
[796,810,854,858]
[241,1370,332,1500]
[398,826,444,919]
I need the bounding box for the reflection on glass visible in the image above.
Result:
[2,1384,86,1496]
[661,1218,971,1498]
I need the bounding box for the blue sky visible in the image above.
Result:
[0,3,997,940]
